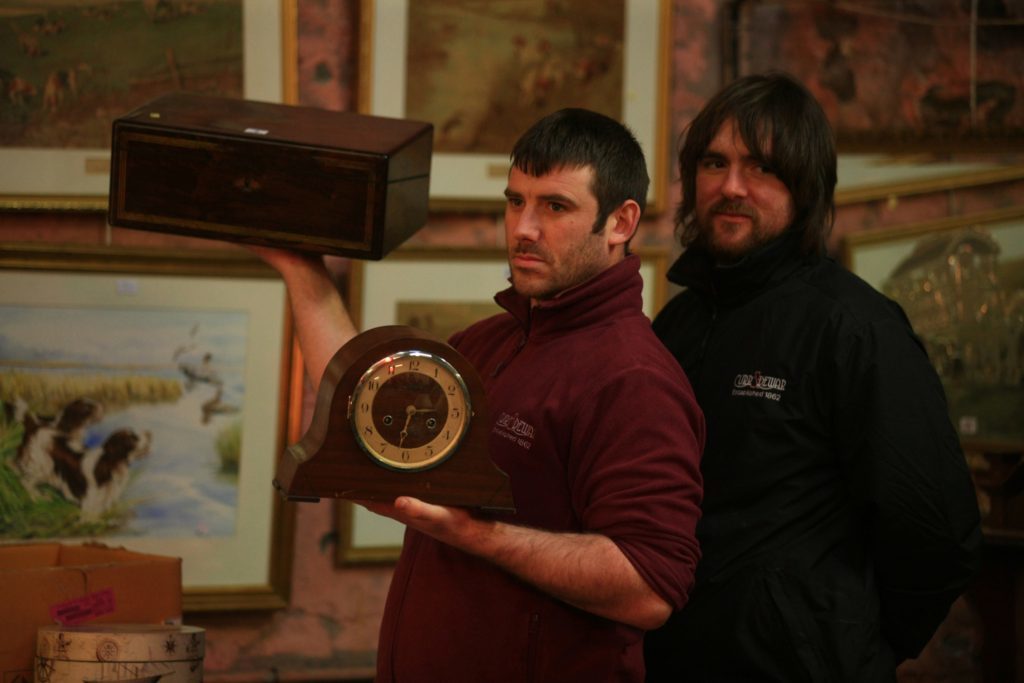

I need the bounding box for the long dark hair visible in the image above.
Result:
[511,108,649,233]
[676,71,837,255]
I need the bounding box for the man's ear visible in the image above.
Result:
[604,199,642,248]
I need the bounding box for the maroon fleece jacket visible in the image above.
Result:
[375,255,704,682]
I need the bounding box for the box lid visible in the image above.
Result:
[115,92,433,171]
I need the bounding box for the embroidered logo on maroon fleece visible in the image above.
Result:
[493,412,535,450]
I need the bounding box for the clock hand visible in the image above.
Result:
[398,404,417,447]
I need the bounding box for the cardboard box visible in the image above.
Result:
[0,542,181,683]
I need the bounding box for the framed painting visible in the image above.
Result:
[0,0,296,211]
[358,0,671,212]
[724,0,1024,152]
[845,207,1024,540]
[336,246,669,564]
[836,157,1024,206]
[0,244,300,612]
[844,206,1024,452]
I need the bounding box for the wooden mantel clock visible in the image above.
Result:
[274,325,516,512]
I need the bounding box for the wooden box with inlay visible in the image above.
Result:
[108,93,433,259]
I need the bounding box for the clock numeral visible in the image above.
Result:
[401,450,410,462]
[378,442,388,452]
[426,445,434,456]
[446,384,457,395]
[360,402,370,414]
[433,366,440,378]
[451,407,460,419]
[363,425,372,436]
[409,359,421,372]
[368,379,380,392]
[387,363,396,376]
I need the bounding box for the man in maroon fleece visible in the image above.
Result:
[257,108,704,682]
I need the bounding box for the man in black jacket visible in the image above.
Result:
[644,71,982,682]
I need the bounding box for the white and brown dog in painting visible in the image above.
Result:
[76,427,152,521]
[7,397,151,522]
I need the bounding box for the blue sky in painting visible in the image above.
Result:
[0,305,249,371]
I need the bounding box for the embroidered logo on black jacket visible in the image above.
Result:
[732,371,787,402]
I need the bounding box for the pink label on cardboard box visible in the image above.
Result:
[49,588,115,625]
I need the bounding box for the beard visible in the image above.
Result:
[694,199,788,264]
[510,233,609,301]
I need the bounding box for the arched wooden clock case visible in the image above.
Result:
[274,325,515,512]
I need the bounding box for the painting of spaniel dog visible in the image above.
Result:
[8,397,151,522]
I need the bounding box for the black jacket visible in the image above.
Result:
[644,232,982,683]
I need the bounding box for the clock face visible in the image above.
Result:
[349,350,472,471]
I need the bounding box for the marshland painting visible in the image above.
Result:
[0,304,249,540]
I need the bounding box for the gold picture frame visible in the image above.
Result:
[0,244,299,612]
[358,0,671,212]
[335,246,669,565]
[0,0,297,211]
[835,159,1024,206]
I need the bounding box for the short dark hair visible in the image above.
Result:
[510,108,649,233]
[676,71,837,255]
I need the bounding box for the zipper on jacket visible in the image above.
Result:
[491,332,527,378]
[697,306,717,365]
[525,612,540,682]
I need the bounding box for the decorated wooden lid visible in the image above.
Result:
[36,624,204,682]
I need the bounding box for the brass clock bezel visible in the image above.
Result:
[348,349,472,472]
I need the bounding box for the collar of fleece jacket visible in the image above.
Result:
[668,228,817,307]
[494,253,646,338]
